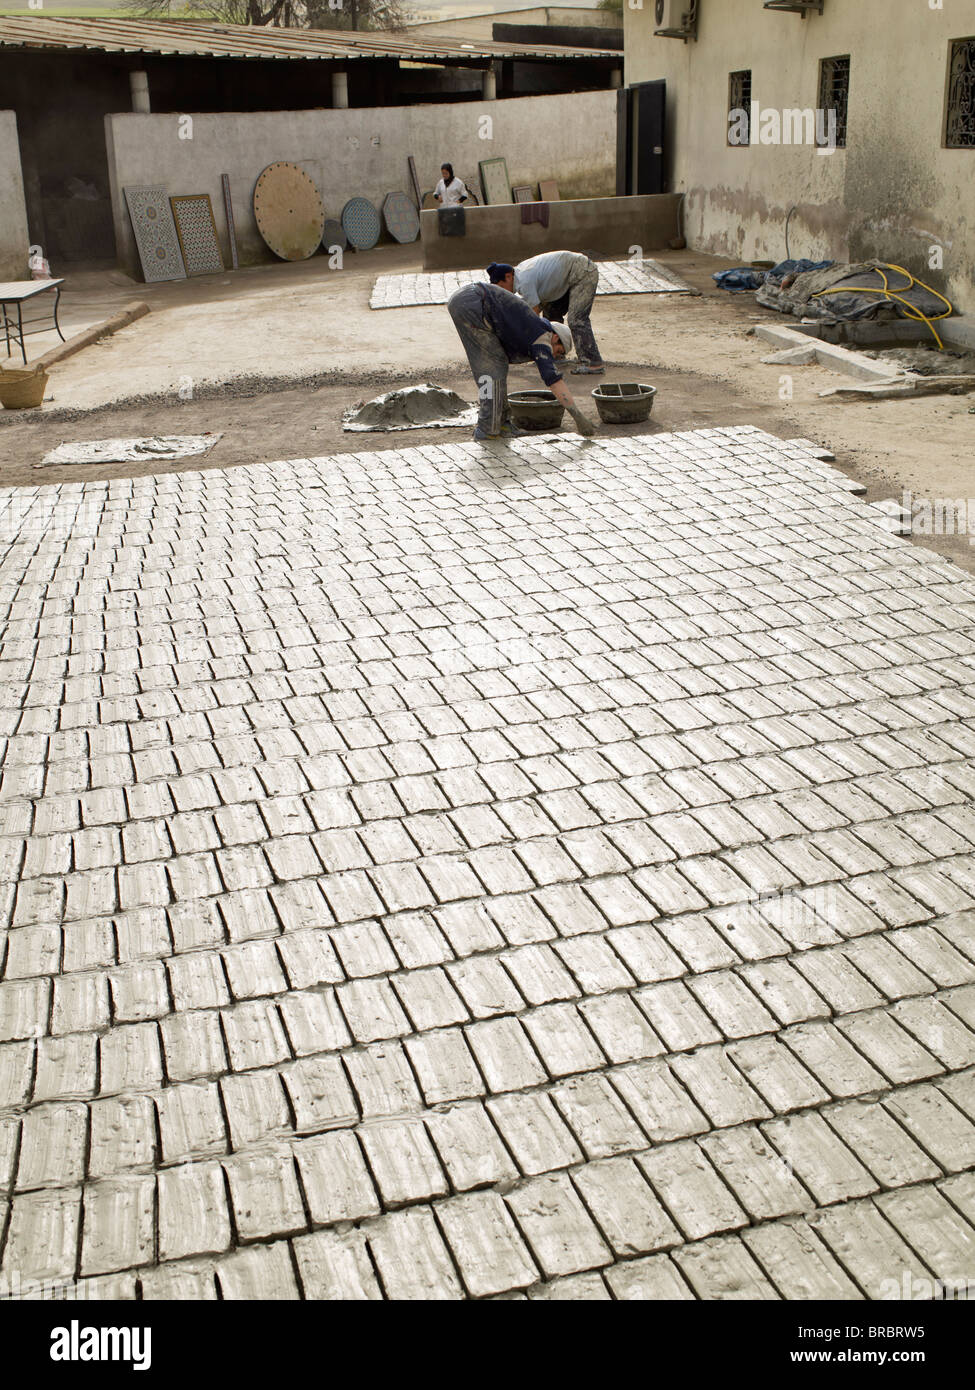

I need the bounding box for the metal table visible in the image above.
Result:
[0,280,65,364]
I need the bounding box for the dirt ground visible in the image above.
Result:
[3,245,974,574]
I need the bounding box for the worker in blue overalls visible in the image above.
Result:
[447,264,597,441]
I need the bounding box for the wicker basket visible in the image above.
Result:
[0,365,49,409]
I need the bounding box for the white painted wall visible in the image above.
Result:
[0,111,29,280]
[104,90,616,276]
[625,0,975,313]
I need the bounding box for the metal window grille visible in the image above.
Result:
[818,54,850,147]
[728,70,752,145]
[946,38,975,148]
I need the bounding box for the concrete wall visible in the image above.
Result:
[105,89,617,278]
[0,111,29,280]
[421,193,681,268]
[624,0,975,313]
[408,7,619,39]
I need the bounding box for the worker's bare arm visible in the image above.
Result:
[550,379,596,435]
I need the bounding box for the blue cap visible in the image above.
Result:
[486,262,514,283]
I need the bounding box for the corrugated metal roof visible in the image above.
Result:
[0,15,617,61]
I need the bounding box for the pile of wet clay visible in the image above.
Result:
[861,346,975,377]
[343,383,477,432]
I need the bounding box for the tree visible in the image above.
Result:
[123,0,410,29]
[305,0,410,29]
[596,0,623,12]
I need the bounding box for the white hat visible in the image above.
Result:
[549,321,573,356]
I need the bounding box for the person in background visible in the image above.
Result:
[447,267,597,441]
[489,251,605,375]
[434,164,469,207]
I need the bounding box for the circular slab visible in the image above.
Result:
[382,191,420,245]
[341,197,382,251]
[253,162,324,262]
[322,218,347,252]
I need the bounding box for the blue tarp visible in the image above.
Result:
[712,267,765,291]
[766,258,834,281]
[713,258,833,292]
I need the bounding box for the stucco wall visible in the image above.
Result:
[0,111,29,281]
[624,1,975,312]
[104,90,617,278]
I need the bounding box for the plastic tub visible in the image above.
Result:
[591,382,657,424]
[507,389,565,431]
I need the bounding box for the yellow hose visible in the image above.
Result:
[812,263,953,349]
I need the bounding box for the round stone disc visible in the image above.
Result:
[253,162,324,262]
[341,197,382,251]
[382,191,420,244]
[322,218,347,252]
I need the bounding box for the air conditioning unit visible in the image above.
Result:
[654,0,698,41]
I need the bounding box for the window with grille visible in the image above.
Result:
[818,55,850,147]
[946,38,975,148]
[728,70,752,146]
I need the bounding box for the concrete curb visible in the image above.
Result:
[753,324,902,382]
[35,301,150,371]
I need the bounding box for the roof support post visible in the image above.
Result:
[129,69,150,113]
[332,70,349,108]
[482,65,497,100]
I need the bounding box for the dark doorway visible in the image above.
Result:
[1,51,129,268]
[616,80,666,196]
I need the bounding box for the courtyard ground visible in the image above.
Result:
[1,245,974,1301]
[2,245,974,575]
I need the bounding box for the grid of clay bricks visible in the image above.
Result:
[369,260,693,308]
[0,427,974,1299]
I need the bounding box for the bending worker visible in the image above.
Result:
[489,251,604,374]
[448,265,597,440]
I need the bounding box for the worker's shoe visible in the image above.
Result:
[571,364,605,375]
[473,427,502,441]
[500,421,529,437]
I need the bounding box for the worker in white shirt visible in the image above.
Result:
[434,164,469,208]
[489,251,604,374]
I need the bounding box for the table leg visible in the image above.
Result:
[1,303,10,358]
[17,302,26,365]
[52,285,65,343]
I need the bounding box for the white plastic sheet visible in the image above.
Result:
[38,434,222,467]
